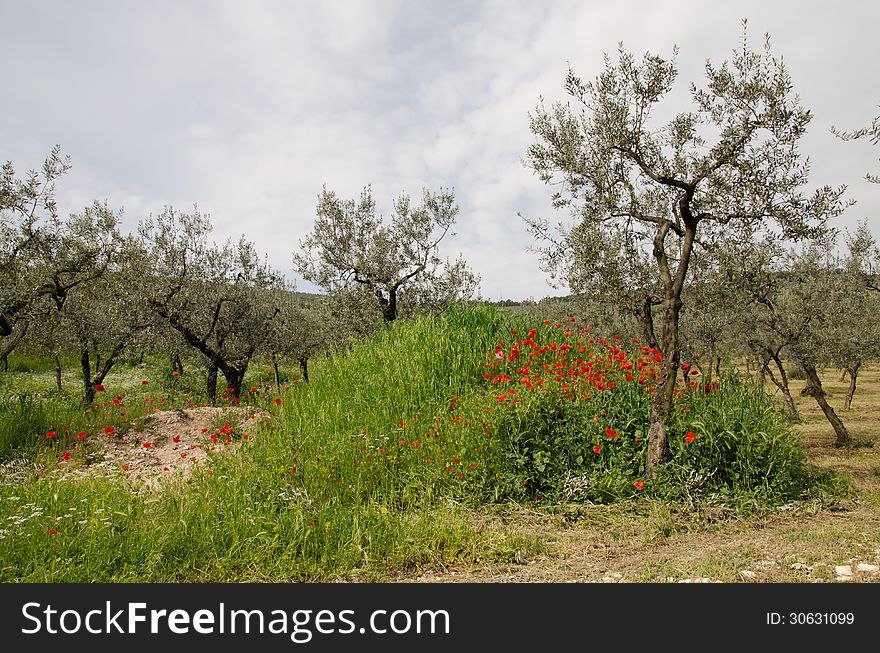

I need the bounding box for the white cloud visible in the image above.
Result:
[2,0,877,302]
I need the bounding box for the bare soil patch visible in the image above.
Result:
[86,407,270,490]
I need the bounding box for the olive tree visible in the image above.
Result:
[295,186,478,323]
[137,207,286,400]
[524,27,847,475]
[0,147,118,342]
[63,249,155,406]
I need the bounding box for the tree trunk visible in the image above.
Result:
[800,374,817,396]
[206,362,218,403]
[299,356,310,384]
[715,356,721,378]
[843,362,860,410]
[802,361,850,447]
[639,295,658,349]
[54,354,63,392]
[645,296,683,477]
[171,352,184,375]
[380,287,398,323]
[80,349,95,407]
[271,351,281,392]
[0,321,27,372]
[221,366,246,399]
[765,350,798,422]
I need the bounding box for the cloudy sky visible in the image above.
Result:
[2,0,878,301]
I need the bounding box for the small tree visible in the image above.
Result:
[524,25,847,475]
[63,253,154,406]
[138,207,286,400]
[295,186,478,323]
[0,147,118,338]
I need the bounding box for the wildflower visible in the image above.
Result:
[274,397,282,405]
[634,481,644,490]
[684,431,696,443]
[48,529,57,535]
[291,466,296,474]
[143,442,152,449]
[103,427,116,435]
[171,371,180,377]
[46,431,57,439]
[95,384,105,392]
[593,445,602,454]
[62,452,71,462]
[141,380,149,385]
[172,435,181,443]
[76,432,86,440]
[121,464,129,471]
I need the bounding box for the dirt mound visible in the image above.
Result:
[89,407,270,490]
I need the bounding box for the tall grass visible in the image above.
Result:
[0,306,843,581]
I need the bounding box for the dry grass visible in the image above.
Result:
[398,363,880,583]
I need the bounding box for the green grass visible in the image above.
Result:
[0,307,846,581]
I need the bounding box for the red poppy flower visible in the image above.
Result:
[291,466,296,474]
[77,432,86,440]
[593,445,602,453]
[684,431,696,443]
[172,435,181,443]
[103,427,116,435]
[62,452,71,461]
[141,380,149,385]
[95,384,105,392]
[634,481,644,490]
[48,529,57,535]
[46,431,57,439]
[274,397,282,405]
[143,442,152,449]
[121,464,129,471]
[171,371,180,377]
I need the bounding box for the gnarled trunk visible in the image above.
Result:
[843,362,860,410]
[206,361,218,403]
[645,296,683,476]
[54,354,63,392]
[802,361,850,447]
[271,351,281,392]
[81,350,95,407]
